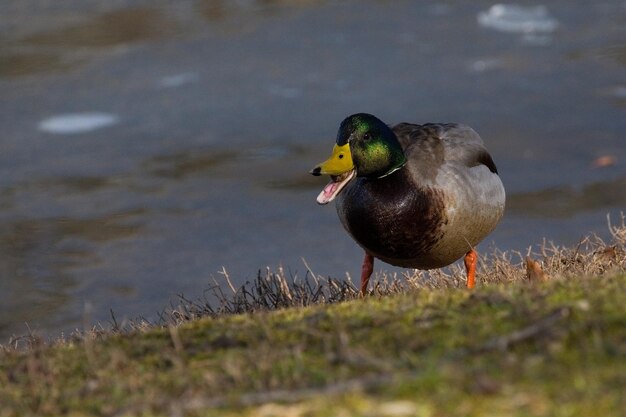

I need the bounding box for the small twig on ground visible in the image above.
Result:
[218,267,237,294]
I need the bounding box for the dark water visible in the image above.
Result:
[1,0,625,341]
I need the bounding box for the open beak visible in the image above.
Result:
[309,143,356,205]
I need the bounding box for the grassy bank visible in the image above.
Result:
[1,225,625,416]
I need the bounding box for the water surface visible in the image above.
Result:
[1,0,625,341]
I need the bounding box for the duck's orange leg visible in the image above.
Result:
[360,253,374,295]
[464,249,477,289]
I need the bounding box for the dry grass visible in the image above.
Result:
[157,214,626,326]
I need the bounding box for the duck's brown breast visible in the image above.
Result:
[336,168,448,268]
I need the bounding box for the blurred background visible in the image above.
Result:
[0,0,625,341]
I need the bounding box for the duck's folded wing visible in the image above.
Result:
[393,122,498,174]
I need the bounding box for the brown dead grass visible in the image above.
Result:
[149,214,626,332]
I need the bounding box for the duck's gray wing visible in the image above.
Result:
[392,122,498,175]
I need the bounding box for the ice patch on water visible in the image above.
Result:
[39,112,119,134]
[478,4,559,34]
[158,72,198,88]
[467,58,502,73]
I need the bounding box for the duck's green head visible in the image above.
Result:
[310,113,407,204]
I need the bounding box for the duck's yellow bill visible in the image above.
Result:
[310,144,353,176]
[310,143,355,205]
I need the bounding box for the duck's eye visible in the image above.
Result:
[338,154,344,159]
[363,133,372,141]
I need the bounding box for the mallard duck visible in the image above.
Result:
[310,113,505,293]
